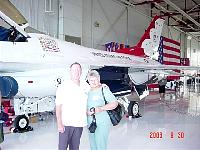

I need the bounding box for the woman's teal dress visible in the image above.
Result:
[87,87,116,150]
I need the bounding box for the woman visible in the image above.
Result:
[87,70,118,150]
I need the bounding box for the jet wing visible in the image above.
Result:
[128,64,200,71]
[109,63,200,76]
[1,61,198,74]
[93,60,200,72]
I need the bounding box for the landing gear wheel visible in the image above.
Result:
[128,101,141,118]
[14,115,29,131]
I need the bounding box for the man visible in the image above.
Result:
[158,77,167,99]
[55,62,89,150]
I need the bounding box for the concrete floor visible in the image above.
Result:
[1,85,200,150]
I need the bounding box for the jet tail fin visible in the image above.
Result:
[116,16,165,58]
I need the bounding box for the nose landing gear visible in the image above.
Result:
[10,115,33,133]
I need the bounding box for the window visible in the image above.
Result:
[65,35,81,45]
[45,0,53,12]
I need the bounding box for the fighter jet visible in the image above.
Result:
[0,5,199,131]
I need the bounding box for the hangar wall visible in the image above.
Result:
[82,0,151,49]
[63,0,82,40]
[10,0,58,37]
[10,0,200,66]
[187,39,200,66]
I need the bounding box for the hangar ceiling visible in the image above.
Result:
[1,0,200,41]
[117,0,200,39]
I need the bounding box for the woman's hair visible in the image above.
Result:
[87,70,100,81]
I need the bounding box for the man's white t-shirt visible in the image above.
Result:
[55,80,90,127]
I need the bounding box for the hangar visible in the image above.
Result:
[0,0,200,149]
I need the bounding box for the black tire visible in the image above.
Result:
[14,115,29,131]
[128,101,139,117]
[0,123,4,143]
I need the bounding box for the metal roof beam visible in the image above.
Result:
[154,2,200,41]
[154,2,196,31]
[163,0,200,28]
[191,0,198,6]
[160,8,200,17]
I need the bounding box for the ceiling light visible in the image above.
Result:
[187,36,192,40]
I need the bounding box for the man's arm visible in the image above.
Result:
[56,104,65,133]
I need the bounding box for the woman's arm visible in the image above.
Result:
[95,86,119,113]
[95,101,118,113]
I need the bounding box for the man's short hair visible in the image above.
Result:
[70,62,82,69]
